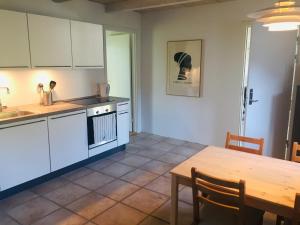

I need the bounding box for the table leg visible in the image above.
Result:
[171,174,179,225]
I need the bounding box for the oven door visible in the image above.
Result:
[87,112,117,149]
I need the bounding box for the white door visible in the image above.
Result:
[27,14,72,68]
[71,21,104,68]
[243,24,297,158]
[106,31,132,131]
[48,110,88,171]
[0,10,31,68]
[0,118,50,191]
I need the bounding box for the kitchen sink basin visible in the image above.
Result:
[0,111,34,120]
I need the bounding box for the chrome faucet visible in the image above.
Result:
[0,87,10,112]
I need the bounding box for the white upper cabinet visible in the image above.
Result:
[27,14,72,68]
[71,21,104,68]
[0,10,31,68]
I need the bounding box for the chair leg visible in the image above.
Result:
[276,215,284,225]
[237,214,244,225]
[258,214,264,225]
[193,202,200,224]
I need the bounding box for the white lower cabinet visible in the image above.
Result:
[0,118,50,191]
[48,110,88,172]
[117,102,130,146]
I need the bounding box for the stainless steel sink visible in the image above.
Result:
[0,111,34,120]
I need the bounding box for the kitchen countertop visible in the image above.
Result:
[0,96,129,126]
[84,96,130,109]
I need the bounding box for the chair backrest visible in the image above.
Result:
[191,167,245,224]
[292,142,300,163]
[292,194,300,225]
[225,132,264,155]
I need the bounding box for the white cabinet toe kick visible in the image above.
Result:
[0,101,130,195]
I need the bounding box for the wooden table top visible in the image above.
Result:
[170,146,300,217]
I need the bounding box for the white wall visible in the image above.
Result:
[141,0,292,146]
[0,0,141,107]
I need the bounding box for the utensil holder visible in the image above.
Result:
[43,91,53,106]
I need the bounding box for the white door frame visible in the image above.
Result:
[103,25,140,133]
[239,25,252,138]
[285,28,300,159]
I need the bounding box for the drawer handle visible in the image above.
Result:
[51,112,86,120]
[118,103,129,106]
[118,112,128,115]
[0,120,46,130]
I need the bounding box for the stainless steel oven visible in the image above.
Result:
[86,103,117,149]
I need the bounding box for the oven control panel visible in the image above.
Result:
[87,103,117,117]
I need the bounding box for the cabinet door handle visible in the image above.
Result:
[0,119,46,130]
[32,66,72,68]
[50,112,86,120]
[74,66,104,68]
[0,66,30,69]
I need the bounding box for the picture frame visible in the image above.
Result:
[166,39,202,97]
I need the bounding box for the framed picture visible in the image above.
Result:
[167,39,202,97]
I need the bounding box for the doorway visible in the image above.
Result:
[240,24,297,158]
[105,30,135,132]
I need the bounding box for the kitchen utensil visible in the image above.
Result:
[50,81,56,91]
[42,81,56,106]
[43,91,53,106]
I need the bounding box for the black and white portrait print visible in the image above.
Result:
[167,40,202,97]
[174,52,192,81]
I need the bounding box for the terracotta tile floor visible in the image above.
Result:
[0,133,277,225]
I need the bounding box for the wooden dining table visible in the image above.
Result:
[170,146,300,225]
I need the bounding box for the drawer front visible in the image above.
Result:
[117,101,129,112]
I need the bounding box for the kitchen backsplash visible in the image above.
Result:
[0,69,106,107]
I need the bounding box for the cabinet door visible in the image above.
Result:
[71,21,104,68]
[0,118,50,191]
[0,10,30,68]
[117,111,130,146]
[28,14,72,67]
[48,110,88,171]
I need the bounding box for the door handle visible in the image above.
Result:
[249,88,259,105]
[243,87,247,109]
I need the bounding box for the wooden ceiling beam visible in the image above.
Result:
[105,0,229,12]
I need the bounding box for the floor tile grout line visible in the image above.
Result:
[3,210,23,225]
[62,167,95,182]
[2,158,174,223]
[3,173,167,223]
[1,134,205,225]
[6,173,183,225]
[64,172,172,222]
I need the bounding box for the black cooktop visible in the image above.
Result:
[71,97,114,106]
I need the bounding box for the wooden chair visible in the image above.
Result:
[292,194,300,225]
[276,143,300,225]
[225,132,264,155]
[191,167,246,225]
[292,142,300,163]
[276,194,300,225]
